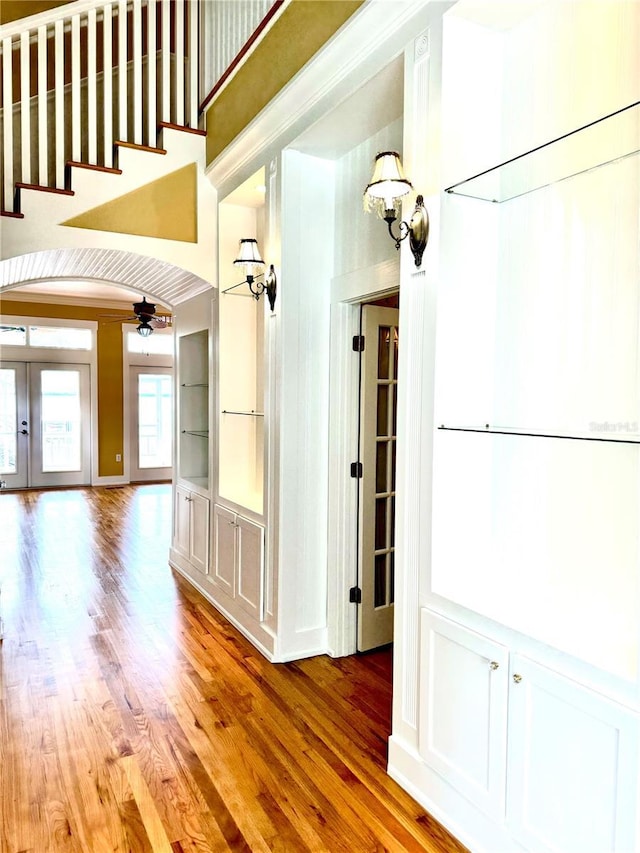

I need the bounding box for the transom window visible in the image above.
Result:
[0,324,93,350]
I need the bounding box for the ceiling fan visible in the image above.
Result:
[100,297,172,336]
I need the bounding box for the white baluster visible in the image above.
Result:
[87,8,97,163]
[118,0,128,141]
[103,3,113,167]
[37,25,48,185]
[71,14,81,161]
[54,19,64,187]
[147,0,157,145]
[175,0,184,126]
[20,30,30,184]
[162,0,171,123]
[133,0,142,144]
[2,37,14,208]
[188,0,197,128]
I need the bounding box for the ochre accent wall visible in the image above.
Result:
[205,0,364,165]
[0,0,73,25]
[0,299,137,478]
[62,164,198,243]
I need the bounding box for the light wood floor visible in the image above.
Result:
[0,484,468,853]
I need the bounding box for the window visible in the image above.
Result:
[127,331,174,355]
[29,326,92,349]
[0,325,27,345]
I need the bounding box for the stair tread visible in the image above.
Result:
[114,141,167,154]
[158,122,207,137]
[67,161,123,175]
[15,183,74,196]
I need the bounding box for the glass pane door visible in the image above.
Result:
[30,364,91,488]
[130,367,173,481]
[0,363,28,489]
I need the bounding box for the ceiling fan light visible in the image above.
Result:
[137,320,154,337]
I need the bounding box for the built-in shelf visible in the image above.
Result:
[444,100,640,202]
[221,410,264,417]
[438,425,640,445]
[181,382,208,387]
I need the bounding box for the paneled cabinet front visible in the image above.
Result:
[174,486,210,575]
[419,609,509,821]
[420,610,640,853]
[213,505,264,622]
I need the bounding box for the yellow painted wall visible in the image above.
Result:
[0,0,74,24]
[0,299,136,478]
[205,0,364,164]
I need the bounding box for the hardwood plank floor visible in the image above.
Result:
[0,485,468,853]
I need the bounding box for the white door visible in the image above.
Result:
[0,362,28,489]
[358,305,399,651]
[0,362,91,488]
[130,366,173,482]
[507,654,640,853]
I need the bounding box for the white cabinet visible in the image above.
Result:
[507,655,639,853]
[420,610,640,853]
[419,609,509,820]
[174,486,210,574]
[213,505,264,622]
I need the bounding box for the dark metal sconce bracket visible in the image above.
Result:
[383,194,429,268]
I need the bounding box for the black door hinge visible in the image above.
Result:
[352,334,365,352]
[350,461,363,479]
[349,586,362,604]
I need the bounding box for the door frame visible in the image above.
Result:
[326,263,400,658]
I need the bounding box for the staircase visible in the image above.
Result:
[0,0,199,217]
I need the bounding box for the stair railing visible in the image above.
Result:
[0,0,199,212]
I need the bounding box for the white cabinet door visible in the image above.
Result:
[174,486,191,557]
[507,655,639,853]
[419,609,509,820]
[236,516,264,621]
[213,505,236,595]
[189,493,210,574]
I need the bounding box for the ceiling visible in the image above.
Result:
[0,248,212,311]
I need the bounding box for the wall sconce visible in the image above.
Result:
[363,151,429,267]
[225,238,277,311]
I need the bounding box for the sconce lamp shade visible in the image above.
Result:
[137,320,154,337]
[234,238,265,277]
[364,151,413,215]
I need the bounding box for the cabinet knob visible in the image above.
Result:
[185,496,192,502]
[489,661,499,670]
[513,673,523,684]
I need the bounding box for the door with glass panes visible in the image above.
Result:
[357,305,399,652]
[129,366,173,481]
[0,362,91,489]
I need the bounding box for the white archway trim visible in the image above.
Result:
[0,248,213,309]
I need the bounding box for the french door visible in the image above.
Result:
[0,362,91,489]
[357,305,399,652]
[129,366,173,482]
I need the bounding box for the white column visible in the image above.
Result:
[161,0,171,123]
[147,0,157,145]
[71,14,81,161]
[132,0,142,144]
[20,30,30,184]
[2,37,14,207]
[37,25,48,185]
[175,0,184,125]
[54,19,65,186]
[118,0,128,141]
[103,3,113,167]
[188,0,198,128]
[87,8,98,163]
